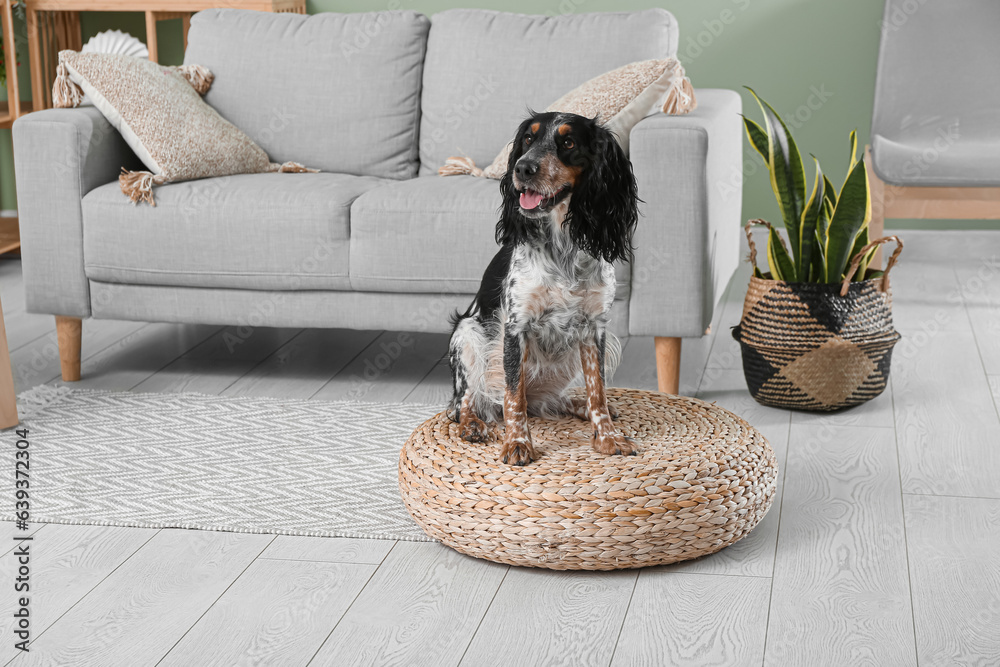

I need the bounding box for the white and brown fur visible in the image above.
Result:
[447,112,640,466]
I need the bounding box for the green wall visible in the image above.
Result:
[1,1,992,230]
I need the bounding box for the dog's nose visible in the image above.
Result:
[515,160,539,181]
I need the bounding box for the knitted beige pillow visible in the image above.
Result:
[439,57,697,180]
[53,50,316,205]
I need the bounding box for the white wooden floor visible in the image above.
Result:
[1,230,999,666]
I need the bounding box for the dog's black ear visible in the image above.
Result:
[496,116,534,247]
[567,122,639,264]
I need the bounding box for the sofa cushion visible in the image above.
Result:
[419,9,678,176]
[83,173,385,291]
[185,9,430,180]
[349,176,630,296]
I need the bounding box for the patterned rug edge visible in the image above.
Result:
[0,514,432,542]
[5,384,441,543]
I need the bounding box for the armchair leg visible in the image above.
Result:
[55,316,82,382]
[654,336,681,395]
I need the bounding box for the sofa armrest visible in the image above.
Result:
[626,88,743,338]
[13,107,139,317]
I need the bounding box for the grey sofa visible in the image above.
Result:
[12,8,742,393]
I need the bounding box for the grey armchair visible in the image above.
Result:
[868,0,1000,250]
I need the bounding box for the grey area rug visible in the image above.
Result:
[3,386,440,541]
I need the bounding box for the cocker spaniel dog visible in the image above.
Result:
[447,111,640,466]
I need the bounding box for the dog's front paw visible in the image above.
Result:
[460,417,489,443]
[501,436,536,466]
[591,429,638,456]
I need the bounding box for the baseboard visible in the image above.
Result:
[0,210,16,218]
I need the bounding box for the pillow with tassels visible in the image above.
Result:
[53,50,317,205]
[439,57,697,180]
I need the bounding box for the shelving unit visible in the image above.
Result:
[25,0,306,109]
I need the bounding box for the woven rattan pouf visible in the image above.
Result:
[399,388,778,570]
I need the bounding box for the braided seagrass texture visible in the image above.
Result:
[399,388,777,570]
[734,233,904,411]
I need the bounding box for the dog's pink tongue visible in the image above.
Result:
[520,190,543,210]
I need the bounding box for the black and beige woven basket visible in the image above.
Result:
[733,224,903,411]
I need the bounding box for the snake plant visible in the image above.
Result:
[743,88,876,283]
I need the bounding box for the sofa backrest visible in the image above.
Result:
[418,9,679,176]
[185,9,430,180]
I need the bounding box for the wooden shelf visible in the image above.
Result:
[28,0,302,10]
[0,100,33,129]
[0,217,20,256]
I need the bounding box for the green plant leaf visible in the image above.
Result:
[747,88,807,266]
[823,174,837,212]
[809,224,829,282]
[825,158,871,282]
[743,117,768,159]
[858,245,879,281]
[767,228,796,281]
[797,157,825,280]
[848,224,872,281]
[847,129,859,173]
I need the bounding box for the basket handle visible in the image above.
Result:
[839,235,904,296]
[744,219,786,274]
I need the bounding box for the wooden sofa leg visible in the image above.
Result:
[55,316,82,382]
[654,336,681,395]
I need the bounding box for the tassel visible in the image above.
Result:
[53,61,84,109]
[663,76,697,115]
[267,161,319,173]
[171,64,214,95]
[119,169,164,206]
[438,156,483,177]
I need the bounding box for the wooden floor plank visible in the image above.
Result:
[222,328,380,399]
[0,524,156,664]
[3,311,58,354]
[177,325,304,362]
[789,382,895,429]
[16,529,272,666]
[890,261,968,334]
[461,568,636,667]
[957,261,1000,375]
[0,230,995,664]
[404,358,452,406]
[0,521,46,557]
[764,425,915,666]
[158,559,376,667]
[260,535,395,565]
[904,494,1000,665]
[132,326,303,395]
[311,331,450,403]
[59,323,223,392]
[612,572,770,667]
[309,542,507,667]
[9,319,149,392]
[892,330,1000,498]
[669,368,789,578]
[705,262,752,372]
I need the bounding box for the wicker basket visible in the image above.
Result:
[734,224,904,411]
[399,388,777,571]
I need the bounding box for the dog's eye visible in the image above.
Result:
[562,138,575,150]
[524,135,534,146]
